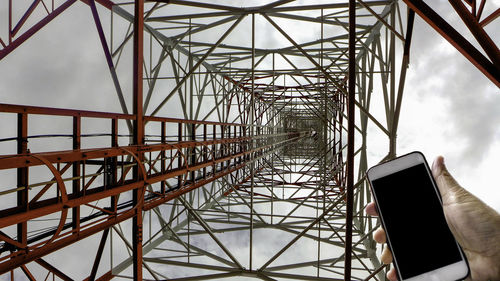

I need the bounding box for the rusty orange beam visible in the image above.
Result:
[0,135,307,274]
[0,150,267,273]
[0,103,252,127]
[0,138,250,169]
[403,0,500,87]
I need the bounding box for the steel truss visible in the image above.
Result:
[0,0,422,280]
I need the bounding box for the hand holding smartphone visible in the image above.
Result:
[366,152,469,281]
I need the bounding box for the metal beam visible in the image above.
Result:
[403,0,500,87]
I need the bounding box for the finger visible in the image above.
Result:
[365,202,378,216]
[387,267,398,281]
[373,227,386,244]
[431,155,445,178]
[380,246,393,264]
[431,156,461,197]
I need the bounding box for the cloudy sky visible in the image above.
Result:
[394,2,500,212]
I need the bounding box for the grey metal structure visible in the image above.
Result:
[107,1,409,280]
[0,0,412,280]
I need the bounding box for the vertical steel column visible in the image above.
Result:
[72,116,81,231]
[249,12,255,271]
[220,125,225,170]
[391,9,415,157]
[17,113,28,247]
[212,125,216,173]
[227,126,232,167]
[111,118,118,212]
[133,0,144,279]
[318,10,326,276]
[178,123,183,187]
[389,2,397,158]
[190,124,196,182]
[8,0,12,44]
[345,0,356,279]
[161,121,166,194]
[203,124,207,177]
[133,3,144,145]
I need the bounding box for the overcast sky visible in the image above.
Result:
[394,2,500,212]
[0,0,499,279]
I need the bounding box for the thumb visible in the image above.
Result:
[431,156,466,205]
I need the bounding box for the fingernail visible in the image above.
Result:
[433,156,444,173]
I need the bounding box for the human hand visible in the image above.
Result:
[365,202,398,280]
[366,156,500,281]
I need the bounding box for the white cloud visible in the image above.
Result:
[397,3,500,212]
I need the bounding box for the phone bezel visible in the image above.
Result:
[366,151,469,281]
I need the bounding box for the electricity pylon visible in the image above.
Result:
[0,1,418,280]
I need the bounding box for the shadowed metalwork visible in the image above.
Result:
[7,0,497,280]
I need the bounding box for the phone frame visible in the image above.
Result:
[366,152,469,281]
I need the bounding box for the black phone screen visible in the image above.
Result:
[371,163,462,279]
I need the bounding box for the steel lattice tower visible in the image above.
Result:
[1,0,498,280]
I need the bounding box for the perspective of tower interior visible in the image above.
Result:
[0,0,498,280]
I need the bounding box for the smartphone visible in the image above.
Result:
[366,152,469,281]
